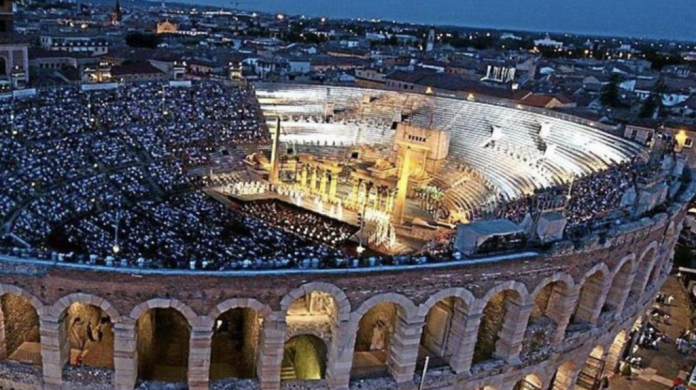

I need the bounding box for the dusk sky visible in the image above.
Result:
[189,0,696,41]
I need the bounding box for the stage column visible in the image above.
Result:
[329,173,338,199]
[310,166,318,193]
[320,169,328,196]
[300,165,308,188]
[393,147,412,224]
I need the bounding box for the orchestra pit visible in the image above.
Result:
[0,80,692,390]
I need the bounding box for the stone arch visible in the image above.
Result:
[280,282,351,322]
[417,288,475,372]
[575,262,611,290]
[605,255,636,315]
[0,284,43,365]
[473,281,531,314]
[472,282,530,365]
[551,359,582,390]
[51,293,121,322]
[529,273,575,300]
[0,284,45,314]
[51,293,119,370]
[209,299,268,381]
[352,292,418,322]
[350,293,419,382]
[417,287,475,318]
[283,334,327,380]
[513,373,543,390]
[129,298,198,326]
[133,300,194,383]
[571,263,611,326]
[525,273,574,355]
[646,254,664,289]
[604,329,630,375]
[632,241,658,295]
[209,298,272,320]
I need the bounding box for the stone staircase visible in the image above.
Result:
[280,365,297,381]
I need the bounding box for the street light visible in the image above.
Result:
[113,207,121,255]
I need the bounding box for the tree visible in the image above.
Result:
[639,79,665,118]
[600,74,622,108]
[125,32,161,49]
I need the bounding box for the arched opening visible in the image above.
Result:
[570,270,607,328]
[352,302,399,379]
[630,248,655,299]
[282,335,327,381]
[60,302,114,369]
[605,261,633,315]
[513,374,542,390]
[646,258,662,289]
[136,308,190,383]
[604,330,629,374]
[551,361,578,390]
[287,291,339,320]
[473,289,523,365]
[419,297,467,369]
[525,281,570,354]
[576,346,606,390]
[210,308,261,380]
[0,56,6,76]
[0,294,41,365]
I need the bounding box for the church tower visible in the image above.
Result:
[110,0,123,26]
[425,28,435,52]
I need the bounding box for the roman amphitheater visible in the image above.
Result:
[0,81,693,390]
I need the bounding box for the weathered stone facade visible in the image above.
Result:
[0,186,689,390]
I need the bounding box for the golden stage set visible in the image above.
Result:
[236,117,453,254]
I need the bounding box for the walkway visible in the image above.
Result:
[608,276,696,390]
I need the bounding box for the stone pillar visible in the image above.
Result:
[269,117,281,183]
[300,166,308,188]
[329,173,338,199]
[351,179,359,203]
[310,167,318,193]
[548,290,579,345]
[326,321,356,390]
[40,316,64,390]
[188,324,213,390]
[450,313,482,374]
[386,192,395,213]
[320,170,328,196]
[257,315,286,390]
[442,300,469,374]
[393,148,412,224]
[0,303,6,360]
[494,302,532,364]
[387,313,424,384]
[113,321,138,390]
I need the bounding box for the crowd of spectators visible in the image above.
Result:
[496,159,663,229]
[0,81,678,271]
[0,82,266,258]
[49,191,352,270]
[240,200,357,247]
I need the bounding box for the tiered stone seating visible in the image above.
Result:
[255,83,641,213]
